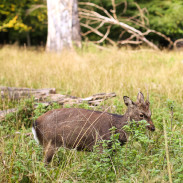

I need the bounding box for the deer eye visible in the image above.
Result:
[139,114,144,118]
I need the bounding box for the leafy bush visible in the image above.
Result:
[33,102,60,119]
[2,98,35,133]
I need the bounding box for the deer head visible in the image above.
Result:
[123,92,155,131]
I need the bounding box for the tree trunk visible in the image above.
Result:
[46,0,81,52]
[72,0,81,48]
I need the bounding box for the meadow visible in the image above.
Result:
[0,45,183,182]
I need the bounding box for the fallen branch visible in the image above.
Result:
[80,22,116,46]
[173,38,183,49]
[0,86,56,100]
[0,87,116,121]
[79,1,174,50]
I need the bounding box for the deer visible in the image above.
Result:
[32,92,155,163]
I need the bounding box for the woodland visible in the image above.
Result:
[0,0,183,48]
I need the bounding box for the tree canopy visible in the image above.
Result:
[0,0,47,45]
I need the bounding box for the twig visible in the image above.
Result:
[79,2,114,19]
[111,0,118,20]
[80,23,116,46]
[143,29,174,48]
[95,25,112,44]
[173,38,183,49]
[133,2,148,26]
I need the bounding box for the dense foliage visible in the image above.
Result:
[0,0,183,47]
[0,0,47,45]
[1,96,183,182]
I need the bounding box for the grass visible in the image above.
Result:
[0,45,183,182]
[0,45,183,99]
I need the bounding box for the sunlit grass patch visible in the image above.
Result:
[0,45,183,101]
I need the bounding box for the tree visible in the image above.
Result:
[0,0,47,45]
[46,0,81,52]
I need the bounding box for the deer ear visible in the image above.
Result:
[137,92,145,103]
[123,96,134,107]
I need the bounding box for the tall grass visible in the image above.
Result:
[0,45,183,182]
[0,45,183,101]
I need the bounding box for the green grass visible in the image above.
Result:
[0,45,183,182]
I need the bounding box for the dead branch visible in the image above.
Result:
[80,22,116,46]
[119,40,143,45]
[122,0,127,15]
[111,0,118,20]
[79,0,174,50]
[0,86,56,100]
[95,25,112,44]
[79,7,159,50]
[26,4,46,16]
[118,34,136,44]
[79,2,114,19]
[173,38,183,49]
[118,30,126,40]
[0,87,116,121]
[133,2,149,26]
[142,29,174,48]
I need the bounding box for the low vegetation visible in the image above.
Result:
[0,46,183,182]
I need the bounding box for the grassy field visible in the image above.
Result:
[0,45,183,182]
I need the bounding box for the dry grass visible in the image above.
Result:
[0,45,183,103]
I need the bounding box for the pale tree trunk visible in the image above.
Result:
[72,0,81,48]
[46,0,81,52]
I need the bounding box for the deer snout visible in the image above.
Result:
[147,125,155,131]
[146,119,155,131]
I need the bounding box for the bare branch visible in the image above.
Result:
[121,0,127,15]
[80,23,116,46]
[143,29,174,48]
[26,5,46,16]
[79,2,114,19]
[118,30,126,40]
[81,30,93,37]
[95,25,112,44]
[111,0,118,20]
[173,39,183,49]
[95,21,106,30]
[118,40,143,45]
[133,2,147,26]
[79,1,174,50]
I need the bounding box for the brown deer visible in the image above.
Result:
[32,92,155,163]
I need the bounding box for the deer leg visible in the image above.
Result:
[44,142,56,164]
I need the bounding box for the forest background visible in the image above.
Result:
[0,0,183,47]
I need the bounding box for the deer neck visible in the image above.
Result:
[112,113,129,129]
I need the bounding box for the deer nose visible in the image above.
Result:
[147,125,155,131]
[151,126,155,131]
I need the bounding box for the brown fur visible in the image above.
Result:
[33,92,155,163]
